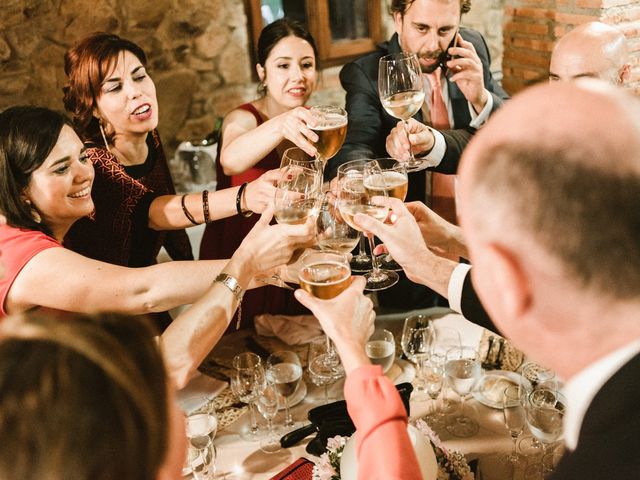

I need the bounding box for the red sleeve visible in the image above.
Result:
[344,365,422,480]
[0,225,61,317]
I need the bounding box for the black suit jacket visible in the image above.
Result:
[326,28,509,203]
[551,352,640,479]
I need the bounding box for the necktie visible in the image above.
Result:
[426,68,457,226]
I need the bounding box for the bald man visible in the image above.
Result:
[549,21,631,84]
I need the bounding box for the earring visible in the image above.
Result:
[99,122,112,153]
[257,81,267,96]
[25,200,42,224]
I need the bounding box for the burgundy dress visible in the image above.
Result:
[199,104,307,331]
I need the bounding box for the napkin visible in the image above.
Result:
[176,371,227,414]
[254,314,323,345]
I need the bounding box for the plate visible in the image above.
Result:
[386,358,415,385]
[278,380,307,410]
[473,370,530,409]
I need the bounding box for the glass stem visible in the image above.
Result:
[284,398,292,426]
[367,233,383,276]
[249,402,258,434]
[403,119,416,161]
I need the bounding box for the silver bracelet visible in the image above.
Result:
[214,273,244,329]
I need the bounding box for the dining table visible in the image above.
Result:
[178,307,554,480]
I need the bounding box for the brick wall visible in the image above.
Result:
[503,0,640,94]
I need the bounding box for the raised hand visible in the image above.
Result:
[385,118,435,161]
[244,169,279,214]
[277,106,318,156]
[446,33,488,114]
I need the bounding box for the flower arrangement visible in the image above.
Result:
[312,420,473,480]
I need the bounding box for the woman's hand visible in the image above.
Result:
[235,206,315,275]
[385,118,435,161]
[277,106,318,157]
[244,169,279,214]
[295,276,374,373]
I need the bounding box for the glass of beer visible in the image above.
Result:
[309,105,348,166]
[337,159,399,291]
[298,250,351,300]
[378,52,427,172]
[364,157,408,271]
[273,163,322,225]
[315,194,361,254]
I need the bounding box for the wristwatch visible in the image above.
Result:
[214,273,244,302]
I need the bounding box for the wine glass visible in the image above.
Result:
[401,314,435,393]
[365,328,396,374]
[350,237,373,273]
[503,384,526,465]
[367,157,408,271]
[308,338,342,404]
[378,52,427,172]
[337,159,399,290]
[445,346,481,437]
[315,194,361,254]
[420,353,445,427]
[524,389,565,478]
[280,146,323,174]
[274,163,322,225]
[231,352,266,441]
[431,325,462,414]
[186,410,218,479]
[309,105,348,168]
[518,362,558,455]
[256,381,281,453]
[267,350,303,428]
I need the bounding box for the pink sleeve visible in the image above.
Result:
[344,365,422,480]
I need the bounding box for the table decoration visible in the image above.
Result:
[312,419,473,480]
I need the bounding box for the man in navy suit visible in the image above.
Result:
[358,80,640,477]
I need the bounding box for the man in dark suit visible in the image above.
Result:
[358,80,640,477]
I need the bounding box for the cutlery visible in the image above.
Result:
[482,335,495,369]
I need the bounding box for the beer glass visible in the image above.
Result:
[309,105,348,166]
[337,159,399,290]
[378,52,427,172]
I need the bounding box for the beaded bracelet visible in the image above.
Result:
[202,190,211,224]
[235,183,253,217]
[181,194,198,225]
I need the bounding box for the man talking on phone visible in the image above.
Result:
[327,0,508,310]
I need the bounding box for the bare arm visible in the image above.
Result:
[219,106,318,176]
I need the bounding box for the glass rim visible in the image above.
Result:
[282,146,317,162]
[232,351,262,369]
[379,51,419,64]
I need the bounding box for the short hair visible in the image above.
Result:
[0,106,73,237]
[0,311,168,480]
[465,85,640,299]
[63,33,147,144]
[389,0,471,16]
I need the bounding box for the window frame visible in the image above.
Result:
[246,0,383,67]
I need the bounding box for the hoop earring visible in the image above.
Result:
[99,122,111,153]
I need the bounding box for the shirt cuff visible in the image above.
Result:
[417,127,446,167]
[468,89,493,129]
[448,263,472,313]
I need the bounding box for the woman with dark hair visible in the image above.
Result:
[62,32,278,267]
[199,18,320,329]
[0,310,185,480]
[0,105,313,387]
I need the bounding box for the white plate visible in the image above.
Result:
[278,380,307,410]
[473,370,530,409]
[386,358,415,385]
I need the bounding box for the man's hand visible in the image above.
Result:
[446,33,488,114]
[385,118,435,161]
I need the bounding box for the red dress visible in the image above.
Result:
[199,104,307,331]
[0,225,61,317]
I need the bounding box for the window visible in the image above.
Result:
[246,0,383,66]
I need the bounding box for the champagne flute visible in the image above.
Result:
[315,194,361,254]
[366,328,396,374]
[299,249,351,366]
[308,338,342,404]
[503,385,526,465]
[337,159,399,290]
[524,389,565,478]
[267,350,303,428]
[256,382,281,453]
[274,163,322,225]
[421,353,445,427]
[378,52,427,172]
[401,314,435,393]
[231,352,266,441]
[365,157,408,271]
[309,105,348,168]
[445,346,481,437]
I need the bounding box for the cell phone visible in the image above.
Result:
[439,30,459,71]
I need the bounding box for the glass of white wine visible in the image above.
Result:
[266,350,303,428]
[366,157,408,271]
[309,105,348,168]
[378,52,427,172]
[315,194,361,254]
[444,346,481,438]
[366,328,396,374]
[336,159,399,291]
[273,163,322,225]
[280,146,323,174]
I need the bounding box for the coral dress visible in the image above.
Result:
[199,103,307,331]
